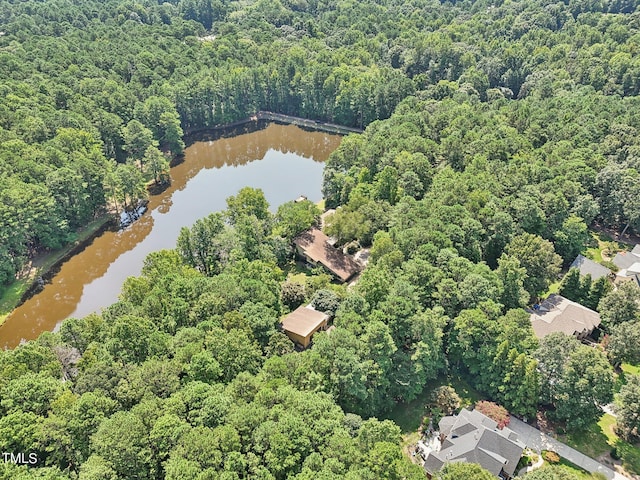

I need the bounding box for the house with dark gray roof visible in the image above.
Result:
[613,244,640,277]
[570,254,612,280]
[424,408,525,479]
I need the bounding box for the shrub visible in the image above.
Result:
[345,241,360,255]
[431,386,461,416]
[516,454,533,471]
[615,441,640,475]
[311,289,341,316]
[420,416,431,432]
[280,280,306,309]
[542,450,560,463]
[611,447,620,460]
[430,407,443,427]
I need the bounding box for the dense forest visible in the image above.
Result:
[3,0,640,478]
[4,0,640,286]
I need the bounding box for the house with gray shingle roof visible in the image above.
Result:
[570,254,612,280]
[613,244,640,276]
[424,408,525,479]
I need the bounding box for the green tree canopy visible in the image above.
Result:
[434,462,495,480]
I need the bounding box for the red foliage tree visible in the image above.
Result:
[475,401,510,429]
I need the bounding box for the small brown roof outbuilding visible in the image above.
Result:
[281,305,329,348]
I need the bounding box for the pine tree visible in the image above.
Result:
[559,268,582,302]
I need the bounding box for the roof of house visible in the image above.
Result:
[320,209,336,229]
[294,228,360,282]
[627,262,640,275]
[570,254,611,280]
[613,248,640,272]
[281,305,329,338]
[424,409,525,478]
[529,294,601,339]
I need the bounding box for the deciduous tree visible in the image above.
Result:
[616,375,640,440]
[122,120,157,164]
[434,462,495,480]
[505,233,562,299]
[89,411,154,479]
[553,346,614,430]
[598,281,640,326]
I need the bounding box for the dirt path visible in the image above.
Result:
[1,214,114,316]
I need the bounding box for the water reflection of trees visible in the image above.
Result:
[1,215,155,349]
[1,124,340,349]
[186,122,341,169]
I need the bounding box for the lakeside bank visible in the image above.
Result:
[184,111,363,137]
[0,214,115,326]
[0,115,352,333]
[0,122,343,348]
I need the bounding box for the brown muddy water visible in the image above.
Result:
[0,122,342,349]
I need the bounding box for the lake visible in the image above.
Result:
[0,122,342,349]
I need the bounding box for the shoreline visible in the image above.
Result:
[183,111,363,137]
[0,115,358,328]
[0,214,116,327]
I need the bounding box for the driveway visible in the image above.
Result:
[508,416,630,480]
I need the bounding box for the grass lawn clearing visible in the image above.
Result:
[544,281,561,297]
[383,374,483,434]
[585,232,605,263]
[384,382,435,434]
[598,414,618,445]
[585,231,631,264]
[585,247,604,263]
[533,464,593,479]
[555,460,594,479]
[559,456,594,479]
[286,271,311,283]
[621,363,640,376]
[559,418,612,459]
[559,412,640,476]
[618,364,640,391]
[0,279,29,325]
[448,375,482,408]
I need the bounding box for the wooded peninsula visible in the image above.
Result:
[2,0,640,479]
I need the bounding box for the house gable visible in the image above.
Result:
[424,408,525,479]
[569,254,611,280]
[613,247,640,274]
